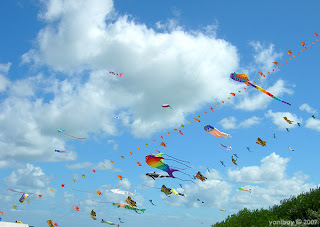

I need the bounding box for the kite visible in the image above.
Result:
[220,209,226,212]
[146,154,178,178]
[301,42,305,46]
[101,219,119,226]
[210,107,214,112]
[287,50,292,55]
[129,152,132,155]
[114,116,120,119]
[96,190,102,195]
[50,189,54,193]
[256,138,266,147]
[47,220,55,227]
[207,168,211,173]
[136,161,142,166]
[27,199,30,204]
[57,129,85,139]
[117,175,123,180]
[90,210,97,220]
[297,123,301,126]
[288,146,294,151]
[13,205,17,210]
[315,33,319,36]
[230,73,291,106]
[220,161,225,167]
[162,104,172,109]
[54,149,67,155]
[92,169,96,173]
[197,199,204,203]
[171,188,187,197]
[146,172,171,180]
[0,211,3,215]
[149,200,156,206]
[119,218,124,223]
[160,142,167,147]
[61,184,65,188]
[246,147,252,152]
[284,117,294,124]
[178,130,183,135]
[231,156,238,166]
[73,206,79,211]
[219,143,232,151]
[52,222,58,227]
[113,203,146,213]
[111,161,114,164]
[233,154,239,159]
[145,153,193,181]
[204,125,232,139]
[121,156,124,159]
[312,115,316,119]
[161,185,172,196]
[193,118,200,122]
[196,171,207,182]
[72,179,75,183]
[19,193,29,203]
[274,134,276,139]
[110,189,135,195]
[230,93,236,96]
[239,187,251,193]
[286,128,290,133]
[126,196,137,207]
[82,174,85,178]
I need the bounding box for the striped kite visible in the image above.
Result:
[230,73,291,106]
[204,125,232,139]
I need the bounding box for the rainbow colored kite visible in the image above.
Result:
[230,73,291,106]
[145,154,178,178]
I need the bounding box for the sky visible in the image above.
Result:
[0,0,320,226]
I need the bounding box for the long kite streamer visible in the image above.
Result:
[230,73,291,106]
[57,129,85,139]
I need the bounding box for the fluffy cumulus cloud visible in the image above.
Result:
[265,110,302,129]
[299,103,317,114]
[219,116,262,129]
[305,118,320,132]
[227,153,316,210]
[163,169,233,208]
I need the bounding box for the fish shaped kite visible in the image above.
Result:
[54,149,67,155]
[113,203,146,213]
[283,117,294,124]
[230,73,291,106]
[90,210,97,220]
[19,193,29,203]
[146,172,171,180]
[145,154,179,178]
[149,200,156,206]
[219,143,232,151]
[204,125,232,139]
[196,171,207,182]
[239,187,251,193]
[256,138,267,147]
[125,196,137,207]
[57,129,85,139]
[101,219,119,226]
[162,104,172,109]
[288,146,294,151]
[231,156,238,166]
[110,189,135,195]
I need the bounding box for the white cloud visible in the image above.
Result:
[299,103,317,114]
[305,118,320,132]
[107,139,118,150]
[0,62,12,73]
[249,41,283,73]
[3,163,51,197]
[265,110,302,129]
[219,116,262,129]
[228,153,289,183]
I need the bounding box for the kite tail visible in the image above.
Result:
[168,168,179,178]
[64,133,85,139]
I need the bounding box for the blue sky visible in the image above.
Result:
[0,0,320,226]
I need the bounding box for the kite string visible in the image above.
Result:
[163,154,190,163]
